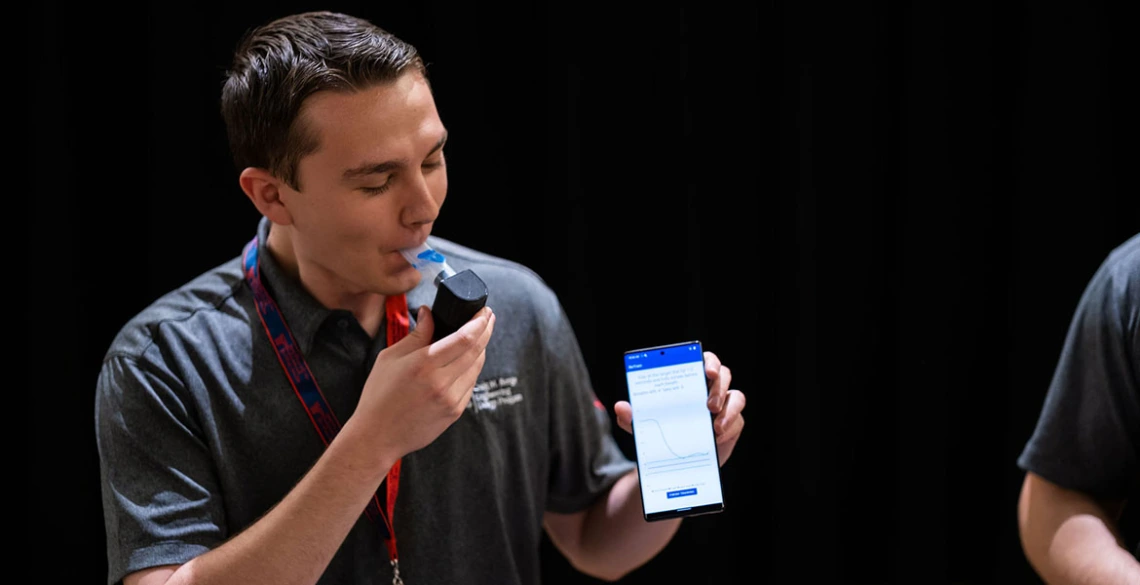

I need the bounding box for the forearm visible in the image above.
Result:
[576,470,682,580]
[1019,472,1140,585]
[162,419,398,585]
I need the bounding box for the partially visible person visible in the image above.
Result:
[94,10,747,585]
[1017,231,1140,585]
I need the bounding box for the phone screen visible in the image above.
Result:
[624,341,725,521]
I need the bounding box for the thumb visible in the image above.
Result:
[406,305,435,345]
[613,400,633,434]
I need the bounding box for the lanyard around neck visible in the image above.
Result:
[242,236,407,567]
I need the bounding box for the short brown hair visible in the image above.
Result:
[220,11,427,188]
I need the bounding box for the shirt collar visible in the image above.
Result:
[253,216,335,355]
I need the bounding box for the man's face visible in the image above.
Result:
[280,72,448,297]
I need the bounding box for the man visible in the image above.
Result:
[1016,232,1140,585]
[94,10,746,585]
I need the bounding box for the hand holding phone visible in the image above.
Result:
[623,340,725,521]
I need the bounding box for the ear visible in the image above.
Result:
[239,167,295,226]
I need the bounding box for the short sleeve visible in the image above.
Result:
[1017,237,1140,501]
[542,303,637,514]
[95,353,226,585]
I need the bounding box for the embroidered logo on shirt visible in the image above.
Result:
[468,376,523,412]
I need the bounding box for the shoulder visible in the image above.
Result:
[1088,233,1140,313]
[1102,233,1140,288]
[1072,233,1140,348]
[102,256,248,366]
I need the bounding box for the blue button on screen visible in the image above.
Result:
[666,488,698,499]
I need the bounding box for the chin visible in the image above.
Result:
[386,264,424,294]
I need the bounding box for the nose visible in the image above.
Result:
[401,168,445,228]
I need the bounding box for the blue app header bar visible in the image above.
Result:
[625,342,702,371]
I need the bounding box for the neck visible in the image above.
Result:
[266,226,387,337]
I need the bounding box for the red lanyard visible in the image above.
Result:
[243,237,407,579]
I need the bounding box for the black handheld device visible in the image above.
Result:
[399,242,489,341]
[429,268,488,341]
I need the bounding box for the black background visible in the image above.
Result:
[23,1,1138,584]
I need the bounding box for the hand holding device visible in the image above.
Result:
[623,340,726,521]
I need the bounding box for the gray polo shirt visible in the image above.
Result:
[95,216,636,585]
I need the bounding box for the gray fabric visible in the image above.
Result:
[95,216,636,585]
[1017,232,1140,558]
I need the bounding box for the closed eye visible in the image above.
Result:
[361,174,395,195]
[361,158,443,196]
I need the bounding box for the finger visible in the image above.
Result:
[613,400,632,434]
[712,389,746,437]
[711,390,745,466]
[715,418,742,466]
[438,310,496,381]
[703,351,722,380]
[410,305,435,343]
[451,347,487,411]
[716,410,744,444]
[704,353,731,414]
[386,305,436,357]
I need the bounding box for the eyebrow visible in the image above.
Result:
[341,130,449,182]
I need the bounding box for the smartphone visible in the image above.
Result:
[623,340,725,521]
